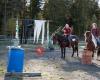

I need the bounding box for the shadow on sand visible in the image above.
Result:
[62,57,100,79]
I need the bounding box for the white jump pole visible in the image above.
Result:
[14,18,19,47]
[47,21,49,48]
[41,21,45,44]
[15,18,19,39]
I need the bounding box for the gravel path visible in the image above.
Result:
[0,45,100,80]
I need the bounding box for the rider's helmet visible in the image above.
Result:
[65,24,70,28]
[92,23,97,29]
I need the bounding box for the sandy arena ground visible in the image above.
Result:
[0,45,100,80]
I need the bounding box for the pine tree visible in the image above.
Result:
[30,0,40,19]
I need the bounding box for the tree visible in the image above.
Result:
[43,0,73,34]
[0,0,26,35]
[29,0,99,37]
[29,0,40,19]
[0,0,4,34]
[70,0,99,36]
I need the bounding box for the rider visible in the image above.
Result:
[91,23,100,46]
[62,24,72,47]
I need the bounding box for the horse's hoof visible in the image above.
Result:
[61,57,65,60]
[77,56,80,58]
[63,58,65,60]
[71,55,73,57]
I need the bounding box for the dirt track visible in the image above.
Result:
[0,46,100,80]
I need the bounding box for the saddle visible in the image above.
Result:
[63,35,69,42]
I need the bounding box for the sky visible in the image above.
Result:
[98,0,100,7]
[26,0,30,3]
[26,0,30,6]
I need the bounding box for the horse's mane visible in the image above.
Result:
[84,31,92,42]
[55,33,63,40]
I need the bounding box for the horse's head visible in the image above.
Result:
[84,31,91,38]
[52,34,62,44]
[52,33,58,44]
[84,31,92,43]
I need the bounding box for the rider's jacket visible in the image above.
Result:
[63,27,72,35]
[91,28,100,37]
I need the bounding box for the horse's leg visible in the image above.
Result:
[62,48,65,59]
[92,50,94,57]
[61,47,63,58]
[63,48,66,59]
[76,46,79,57]
[97,48,100,60]
[97,49,99,59]
[71,46,74,57]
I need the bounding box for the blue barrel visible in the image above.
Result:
[7,48,24,72]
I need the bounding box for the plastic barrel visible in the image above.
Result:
[7,48,24,72]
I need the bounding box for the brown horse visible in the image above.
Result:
[84,31,95,51]
[84,31,100,60]
[52,34,79,59]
